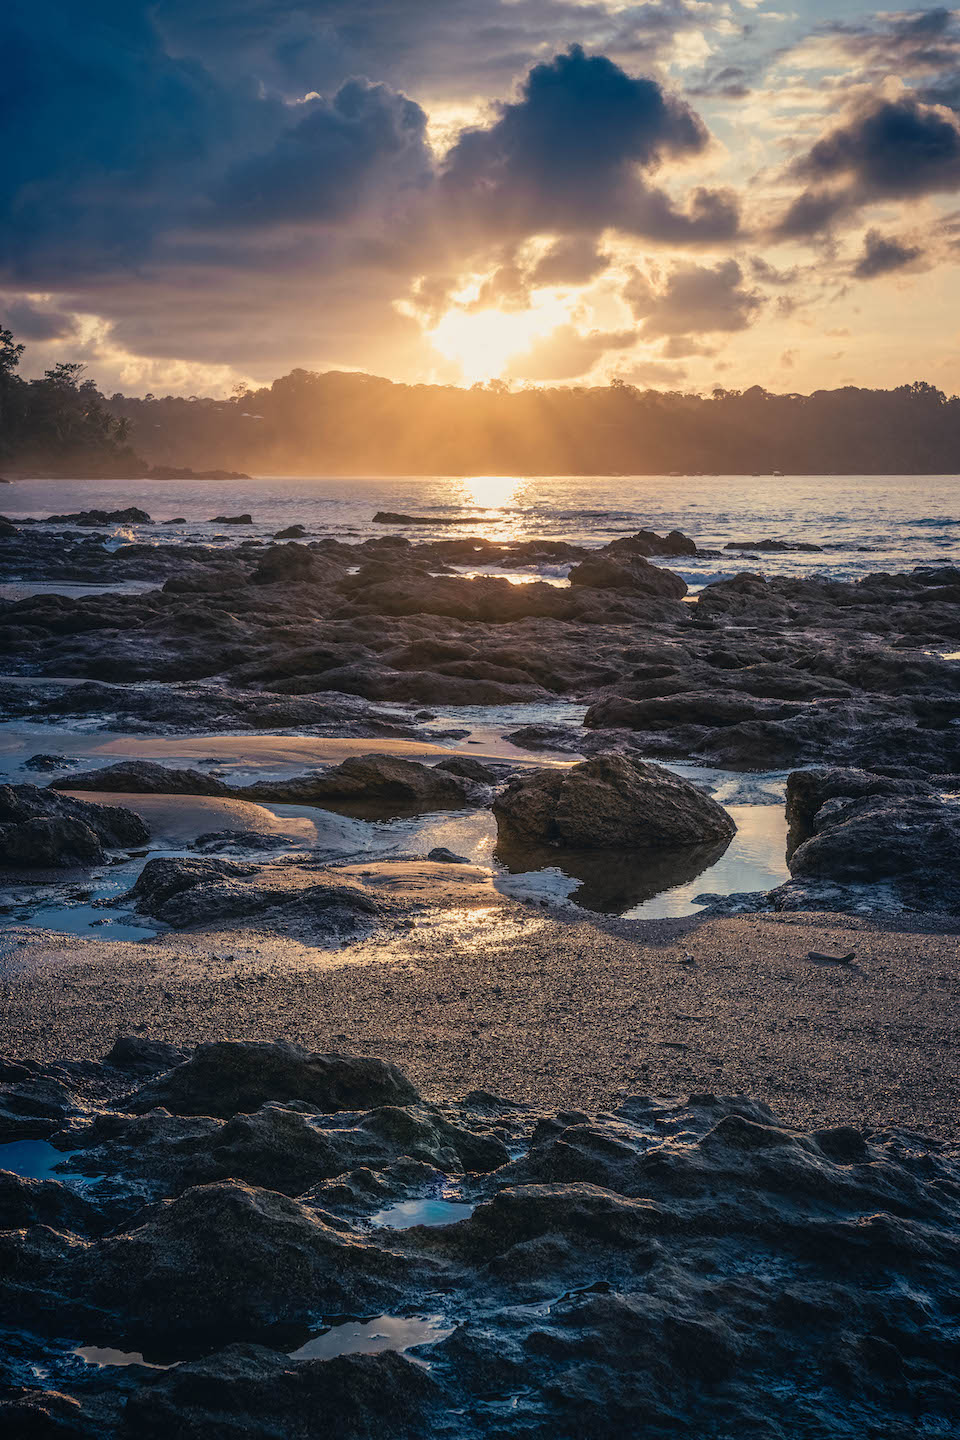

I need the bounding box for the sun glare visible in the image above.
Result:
[458,473,523,509]
[427,300,568,383]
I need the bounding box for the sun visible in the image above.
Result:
[427,299,568,383]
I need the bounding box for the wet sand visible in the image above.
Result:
[3,895,958,1136]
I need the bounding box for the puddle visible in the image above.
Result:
[20,903,157,941]
[625,803,790,918]
[0,861,161,943]
[289,1314,454,1362]
[0,1139,75,1181]
[74,1346,171,1370]
[369,1198,475,1229]
[494,802,789,918]
[0,582,158,602]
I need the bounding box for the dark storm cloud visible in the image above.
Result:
[794,93,960,199]
[438,46,739,244]
[0,4,732,289]
[2,300,78,342]
[212,79,431,224]
[625,259,764,337]
[774,91,960,240]
[853,229,924,279]
[774,189,852,241]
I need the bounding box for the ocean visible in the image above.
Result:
[3,471,959,586]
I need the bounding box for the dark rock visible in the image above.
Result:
[124,856,384,930]
[432,755,498,784]
[123,1040,420,1117]
[0,1389,92,1438]
[373,511,479,525]
[209,514,253,525]
[0,784,148,868]
[43,508,151,526]
[785,766,936,839]
[788,794,960,909]
[273,524,309,539]
[492,754,735,850]
[77,1180,412,1336]
[0,1061,75,1139]
[250,544,342,586]
[247,755,474,814]
[104,1036,191,1075]
[52,761,232,798]
[1,1046,960,1440]
[602,528,698,558]
[23,754,72,772]
[568,554,687,599]
[426,847,470,864]
[585,691,801,733]
[121,1346,444,1440]
[0,1170,101,1234]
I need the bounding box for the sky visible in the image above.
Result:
[3,0,960,398]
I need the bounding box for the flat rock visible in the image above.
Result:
[53,761,232,798]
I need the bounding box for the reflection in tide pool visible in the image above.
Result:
[369,1197,475,1229]
[289,1314,454,1362]
[625,803,789,919]
[0,1139,74,1181]
[75,1346,170,1370]
[494,802,789,919]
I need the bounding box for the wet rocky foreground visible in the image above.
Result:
[3,510,960,1435]
[1,1038,959,1439]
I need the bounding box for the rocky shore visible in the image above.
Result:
[2,506,959,1435]
[1,1038,959,1438]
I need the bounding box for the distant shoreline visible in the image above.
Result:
[2,467,957,481]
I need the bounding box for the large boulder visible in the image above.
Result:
[567,554,687,599]
[788,794,960,908]
[123,1039,420,1117]
[0,783,148,867]
[492,754,735,850]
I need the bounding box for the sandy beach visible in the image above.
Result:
[4,894,958,1134]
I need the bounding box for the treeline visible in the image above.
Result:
[0,327,140,476]
[4,320,960,476]
[112,369,960,476]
